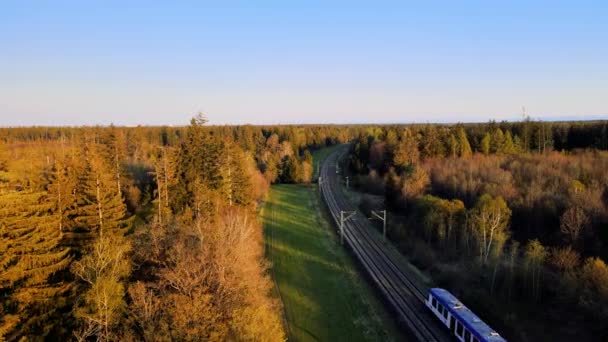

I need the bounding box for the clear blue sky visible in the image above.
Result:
[1,0,606,126]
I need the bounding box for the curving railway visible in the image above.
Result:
[319,146,452,342]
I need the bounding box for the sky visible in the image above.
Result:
[1,0,607,126]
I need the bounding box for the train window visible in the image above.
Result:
[464,329,471,341]
[456,322,463,336]
[472,338,479,342]
[442,307,448,319]
[432,298,437,308]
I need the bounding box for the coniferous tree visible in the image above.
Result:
[217,140,253,206]
[172,114,222,214]
[0,189,71,340]
[47,155,79,234]
[73,146,128,238]
[62,141,131,340]
[98,125,128,196]
[172,116,256,213]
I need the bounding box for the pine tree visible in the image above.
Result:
[47,155,79,234]
[0,190,71,340]
[98,125,128,196]
[217,140,253,206]
[65,143,131,341]
[173,116,255,214]
[73,144,128,239]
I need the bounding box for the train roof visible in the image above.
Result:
[430,288,507,342]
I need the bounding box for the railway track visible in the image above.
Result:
[319,146,452,342]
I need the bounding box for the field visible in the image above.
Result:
[262,147,403,341]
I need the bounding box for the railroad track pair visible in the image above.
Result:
[319,148,451,342]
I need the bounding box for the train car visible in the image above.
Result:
[426,288,507,342]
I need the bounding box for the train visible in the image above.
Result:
[426,288,507,342]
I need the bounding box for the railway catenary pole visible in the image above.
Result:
[370,210,387,240]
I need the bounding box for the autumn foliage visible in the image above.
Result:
[0,121,356,340]
[346,121,608,340]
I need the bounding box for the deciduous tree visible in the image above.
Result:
[524,239,548,301]
[480,133,491,155]
[71,234,131,341]
[471,194,511,265]
[457,128,472,158]
[502,130,517,154]
[560,206,589,248]
[393,128,419,167]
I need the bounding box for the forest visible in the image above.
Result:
[1,118,607,341]
[347,120,608,340]
[0,116,352,341]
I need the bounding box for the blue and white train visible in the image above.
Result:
[426,288,507,342]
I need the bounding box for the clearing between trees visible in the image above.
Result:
[262,146,403,341]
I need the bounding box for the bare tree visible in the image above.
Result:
[560,206,589,248]
[550,246,580,274]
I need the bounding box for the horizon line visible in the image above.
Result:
[1,116,606,129]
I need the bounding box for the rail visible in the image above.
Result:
[319,146,451,342]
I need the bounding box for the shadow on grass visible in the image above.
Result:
[263,184,374,341]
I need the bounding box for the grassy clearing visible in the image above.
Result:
[262,146,404,342]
